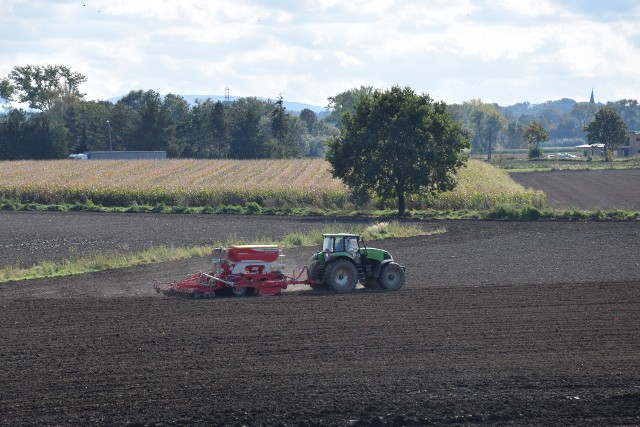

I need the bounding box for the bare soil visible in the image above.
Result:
[1,211,639,426]
[510,168,640,210]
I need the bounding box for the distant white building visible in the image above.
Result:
[575,143,604,158]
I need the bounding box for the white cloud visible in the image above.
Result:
[486,0,568,18]
[1,0,640,106]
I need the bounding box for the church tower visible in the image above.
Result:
[589,88,595,104]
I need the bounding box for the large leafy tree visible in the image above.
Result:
[327,86,469,216]
[1,64,87,111]
[584,106,628,162]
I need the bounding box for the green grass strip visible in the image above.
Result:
[0,222,439,283]
[0,246,213,283]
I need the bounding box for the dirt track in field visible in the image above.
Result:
[510,168,640,210]
[1,208,640,426]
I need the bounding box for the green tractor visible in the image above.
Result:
[307,233,405,293]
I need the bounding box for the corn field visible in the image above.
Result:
[414,160,547,210]
[0,159,545,210]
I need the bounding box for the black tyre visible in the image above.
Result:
[379,263,405,291]
[323,259,358,293]
[307,260,321,281]
[308,260,327,290]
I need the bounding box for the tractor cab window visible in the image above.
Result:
[323,237,335,252]
[323,236,359,256]
[345,237,359,258]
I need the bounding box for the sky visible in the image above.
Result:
[2,0,640,109]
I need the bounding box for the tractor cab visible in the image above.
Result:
[322,233,361,260]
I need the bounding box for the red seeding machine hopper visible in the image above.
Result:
[154,234,405,298]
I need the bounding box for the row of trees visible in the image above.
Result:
[521,106,629,161]
[518,107,630,161]
[328,86,638,160]
[0,65,337,160]
[0,65,635,164]
[449,98,638,158]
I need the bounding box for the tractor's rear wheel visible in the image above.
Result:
[379,262,405,291]
[323,259,358,293]
[307,260,321,280]
[308,260,326,291]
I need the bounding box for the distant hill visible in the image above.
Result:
[107,94,327,115]
[500,98,603,118]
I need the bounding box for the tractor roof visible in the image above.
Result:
[322,233,360,238]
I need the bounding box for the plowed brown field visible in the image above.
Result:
[511,168,640,210]
[1,210,639,426]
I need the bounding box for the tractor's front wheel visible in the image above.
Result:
[379,262,405,291]
[323,259,358,293]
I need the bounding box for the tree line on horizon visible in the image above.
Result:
[0,65,337,160]
[1,64,638,161]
